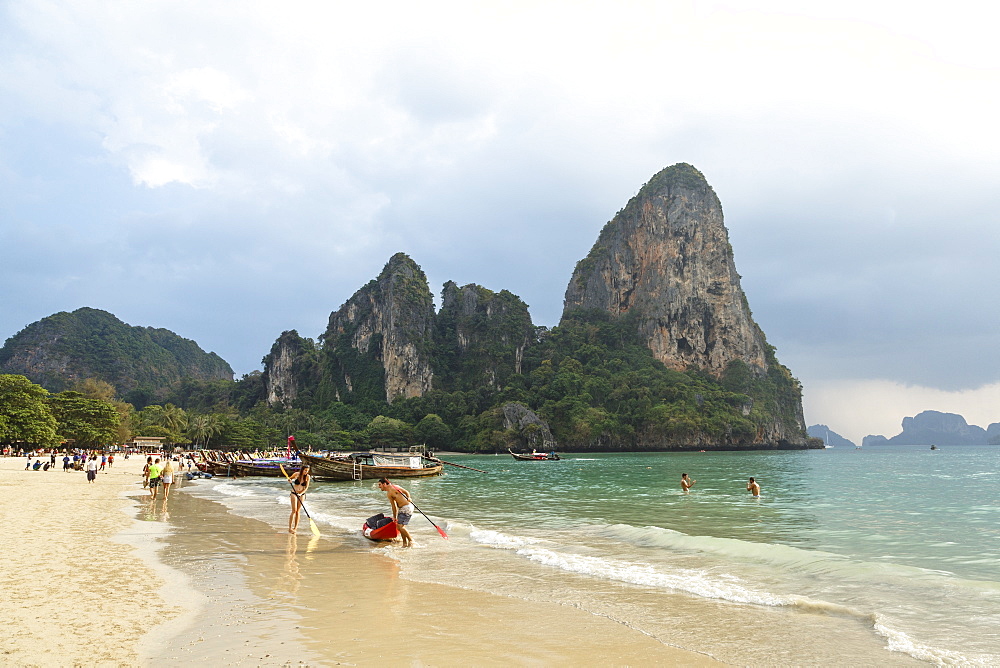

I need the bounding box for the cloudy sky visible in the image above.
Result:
[2,0,998,444]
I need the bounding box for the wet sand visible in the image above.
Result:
[149,484,720,666]
[2,453,717,665]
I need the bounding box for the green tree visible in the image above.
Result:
[50,391,121,447]
[0,374,60,447]
[415,413,452,449]
[364,415,413,450]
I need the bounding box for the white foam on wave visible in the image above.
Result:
[469,527,544,549]
[517,545,789,605]
[874,618,990,666]
[213,483,257,497]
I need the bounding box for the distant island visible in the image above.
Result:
[807,424,856,448]
[863,410,1000,446]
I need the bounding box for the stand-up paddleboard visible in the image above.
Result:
[362,513,399,541]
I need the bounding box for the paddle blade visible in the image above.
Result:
[435,525,449,540]
[309,517,321,537]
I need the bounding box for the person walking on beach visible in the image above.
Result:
[747,477,761,497]
[161,458,176,499]
[681,473,696,493]
[287,466,311,534]
[142,456,152,489]
[85,455,99,483]
[62,454,70,472]
[148,458,163,500]
[378,477,415,547]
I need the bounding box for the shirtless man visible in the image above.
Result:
[747,477,761,497]
[681,473,696,492]
[378,477,414,547]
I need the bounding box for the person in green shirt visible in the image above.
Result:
[148,458,163,500]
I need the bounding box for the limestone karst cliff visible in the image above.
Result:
[315,253,435,404]
[261,330,319,409]
[563,163,805,445]
[433,281,535,392]
[564,163,768,375]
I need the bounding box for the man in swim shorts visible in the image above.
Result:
[378,477,414,547]
[747,477,760,497]
[681,473,696,492]
[147,458,163,500]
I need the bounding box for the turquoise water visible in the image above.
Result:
[186,445,1000,665]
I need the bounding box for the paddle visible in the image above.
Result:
[279,464,321,537]
[391,483,448,540]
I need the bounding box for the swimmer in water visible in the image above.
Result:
[747,477,760,497]
[681,473,695,492]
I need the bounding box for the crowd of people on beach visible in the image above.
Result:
[12,447,124,481]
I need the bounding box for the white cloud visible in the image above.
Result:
[2,0,999,440]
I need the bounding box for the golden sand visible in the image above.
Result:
[1,454,717,666]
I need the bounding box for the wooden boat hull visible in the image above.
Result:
[299,452,443,481]
[509,449,561,461]
[233,460,301,477]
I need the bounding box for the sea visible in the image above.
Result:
[182,444,999,665]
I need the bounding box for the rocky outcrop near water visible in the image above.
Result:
[0,307,232,394]
[807,424,856,447]
[563,163,805,446]
[501,402,557,451]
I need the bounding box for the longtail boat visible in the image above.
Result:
[298,451,443,481]
[233,457,301,477]
[509,449,561,461]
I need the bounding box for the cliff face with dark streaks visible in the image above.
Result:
[317,253,435,404]
[564,163,768,376]
[563,164,805,446]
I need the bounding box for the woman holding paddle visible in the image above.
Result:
[288,465,311,534]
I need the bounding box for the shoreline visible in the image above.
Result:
[153,478,721,666]
[0,454,719,665]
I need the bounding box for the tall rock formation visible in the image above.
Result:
[0,307,233,394]
[261,330,319,409]
[317,253,435,404]
[563,163,805,445]
[433,281,535,391]
[564,163,768,376]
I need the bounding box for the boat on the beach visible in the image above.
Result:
[298,451,444,481]
[509,449,561,461]
[233,458,301,477]
[362,513,399,541]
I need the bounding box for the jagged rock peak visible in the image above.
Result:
[435,281,535,391]
[562,162,769,378]
[262,330,317,409]
[323,252,435,403]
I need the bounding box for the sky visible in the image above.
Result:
[2,0,999,445]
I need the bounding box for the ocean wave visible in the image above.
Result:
[212,483,257,497]
[595,523,997,590]
[874,618,993,666]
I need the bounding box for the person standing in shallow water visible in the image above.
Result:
[747,477,761,497]
[681,473,696,492]
[378,477,415,547]
[288,466,311,534]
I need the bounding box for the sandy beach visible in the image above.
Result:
[0,454,182,666]
[1,454,717,667]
